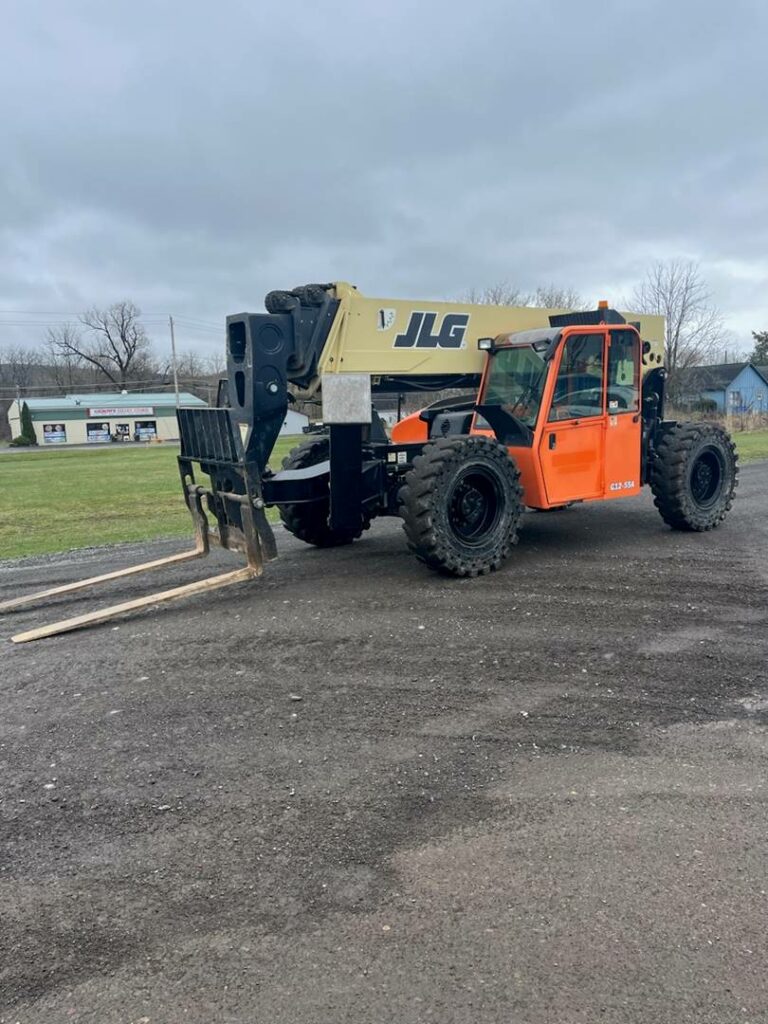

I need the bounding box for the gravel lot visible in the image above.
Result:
[1,464,767,1024]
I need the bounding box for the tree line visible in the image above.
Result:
[2,262,766,441]
[1,301,225,393]
[0,302,225,440]
[462,260,766,403]
[0,299,225,438]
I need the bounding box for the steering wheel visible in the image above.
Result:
[551,388,603,415]
[552,389,631,415]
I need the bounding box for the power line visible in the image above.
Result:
[0,375,222,395]
[0,310,224,325]
[0,318,217,325]
[168,316,222,327]
[0,320,224,337]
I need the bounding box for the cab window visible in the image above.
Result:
[483,345,548,428]
[548,333,604,421]
[607,330,639,413]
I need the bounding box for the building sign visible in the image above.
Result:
[88,405,154,417]
[87,422,111,443]
[43,423,67,444]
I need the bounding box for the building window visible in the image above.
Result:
[133,420,157,441]
[729,391,742,409]
[43,423,67,444]
[87,421,111,443]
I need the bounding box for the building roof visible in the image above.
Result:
[679,362,768,392]
[18,392,206,411]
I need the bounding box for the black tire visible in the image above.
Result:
[290,283,331,306]
[399,436,524,577]
[264,289,297,314]
[277,438,371,547]
[650,422,738,531]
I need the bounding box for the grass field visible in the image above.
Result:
[2,430,767,560]
[732,429,768,463]
[0,437,302,560]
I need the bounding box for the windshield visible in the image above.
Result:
[481,346,548,428]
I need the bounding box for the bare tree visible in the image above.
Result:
[630,260,723,398]
[459,282,585,309]
[45,325,90,392]
[751,330,768,365]
[0,345,44,441]
[529,284,586,310]
[0,344,42,393]
[47,301,151,386]
[175,350,208,379]
[205,351,227,376]
[460,282,528,306]
[166,350,224,403]
[128,350,165,386]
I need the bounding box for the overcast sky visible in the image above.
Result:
[1,0,766,360]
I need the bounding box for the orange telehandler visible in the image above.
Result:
[1,283,737,642]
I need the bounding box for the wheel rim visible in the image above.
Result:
[689,445,725,508]
[447,467,504,545]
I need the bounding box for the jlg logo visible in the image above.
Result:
[394,312,469,349]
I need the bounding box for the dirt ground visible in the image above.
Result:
[1,464,767,1024]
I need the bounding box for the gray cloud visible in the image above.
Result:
[1,0,767,358]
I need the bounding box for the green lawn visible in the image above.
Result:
[2,429,767,561]
[733,428,768,463]
[0,437,302,560]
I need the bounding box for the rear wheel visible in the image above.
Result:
[650,422,737,531]
[277,438,371,547]
[399,436,523,577]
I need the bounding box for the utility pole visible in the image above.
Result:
[169,315,180,408]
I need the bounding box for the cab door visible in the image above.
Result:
[538,331,606,505]
[537,327,643,505]
[602,328,642,499]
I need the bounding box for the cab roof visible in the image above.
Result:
[494,327,561,348]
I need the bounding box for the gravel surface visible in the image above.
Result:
[1,464,767,1024]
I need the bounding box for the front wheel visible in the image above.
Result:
[650,422,738,531]
[398,436,524,577]
[277,438,371,547]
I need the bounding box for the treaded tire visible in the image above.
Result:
[290,284,332,306]
[264,290,297,314]
[277,438,371,547]
[650,421,738,531]
[399,436,523,577]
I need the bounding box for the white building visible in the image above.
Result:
[7,392,309,445]
[280,409,309,435]
[7,392,207,446]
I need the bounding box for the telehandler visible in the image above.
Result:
[2,282,737,643]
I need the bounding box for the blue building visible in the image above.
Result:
[679,363,768,414]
